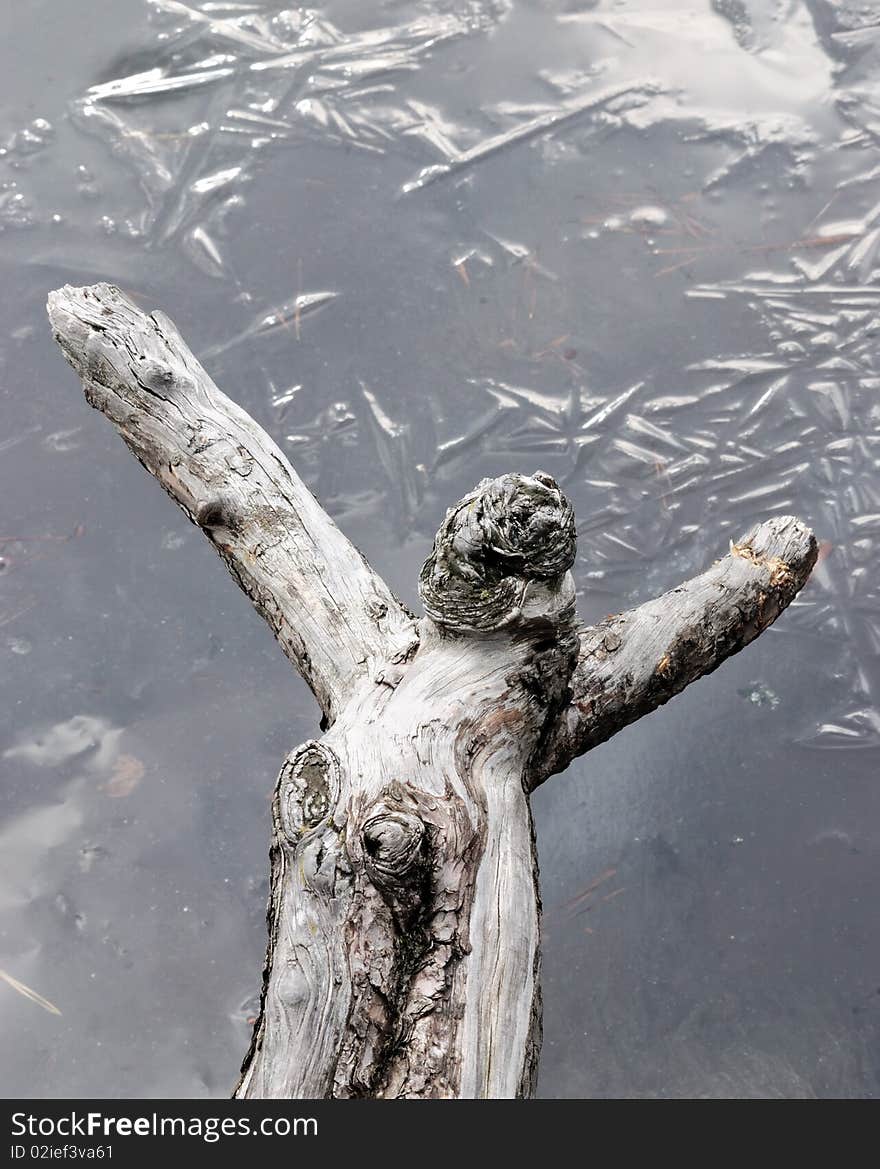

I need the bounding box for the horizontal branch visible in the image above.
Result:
[533,515,817,786]
[47,283,418,723]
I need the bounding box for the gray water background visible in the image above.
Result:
[1,0,879,1098]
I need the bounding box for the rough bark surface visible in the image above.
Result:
[47,283,817,1099]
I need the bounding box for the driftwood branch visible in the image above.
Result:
[47,283,816,1098]
[46,283,418,725]
[533,515,817,785]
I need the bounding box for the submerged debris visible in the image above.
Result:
[738,682,781,709]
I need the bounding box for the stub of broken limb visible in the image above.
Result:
[419,471,578,632]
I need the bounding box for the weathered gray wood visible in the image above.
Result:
[234,471,579,1099]
[47,283,816,1099]
[46,283,418,725]
[533,515,818,785]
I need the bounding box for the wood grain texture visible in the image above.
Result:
[532,515,818,786]
[47,283,817,1098]
[237,472,580,1098]
[47,282,418,725]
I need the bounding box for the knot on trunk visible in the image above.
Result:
[358,794,433,925]
[278,741,340,842]
[363,810,426,884]
[419,471,577,632]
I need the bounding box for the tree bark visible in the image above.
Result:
[47,283,818,1099]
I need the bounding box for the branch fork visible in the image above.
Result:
[48,283,817,1098]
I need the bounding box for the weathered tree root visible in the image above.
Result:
[47,283,817,1098]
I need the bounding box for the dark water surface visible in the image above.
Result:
[1,0,879,1098]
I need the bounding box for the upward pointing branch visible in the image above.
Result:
[47,283,418,724]
[533,514,817,786]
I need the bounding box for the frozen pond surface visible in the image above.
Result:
[1,0,879,1098]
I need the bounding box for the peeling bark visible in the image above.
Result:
[47,283,817,1099]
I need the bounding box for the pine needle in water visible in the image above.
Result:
[0,968,62,1015]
